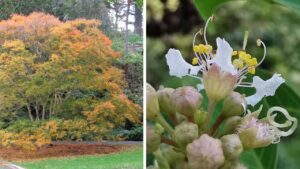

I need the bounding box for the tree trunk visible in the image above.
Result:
[134,3,142,35]
[35,102,40,121]
[26,104,34,121]
[42,104,46,120]
[124,0,131,55]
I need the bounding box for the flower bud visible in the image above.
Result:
[194,109,207,126]
[157,87,175,114]
[222,92,246,117]
[146,166,159,169]
[221,134,243,160]
[161,145,185,169]
[222,116,242,135]
[220,161,248,169]
[203,64,237,103]
[171,86,203,117]
[174,122,198,146]
[147,83,160,120]
[147,126,161,153]
[187,134,225,169]
[238,107,277,149]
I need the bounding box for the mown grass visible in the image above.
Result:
[17,148,143,169]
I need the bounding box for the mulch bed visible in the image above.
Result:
[0,143,135,161]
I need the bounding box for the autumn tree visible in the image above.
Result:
[0,13,141,126]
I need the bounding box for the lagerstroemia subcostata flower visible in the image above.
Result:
[165,16,284,107]
[165,15,297,144]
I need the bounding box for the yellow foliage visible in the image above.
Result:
[2,40,25,51]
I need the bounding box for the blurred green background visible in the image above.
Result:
[146,0,300,169]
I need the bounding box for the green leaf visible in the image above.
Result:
[240,144,278,169]
[194,0,230,19]
[275,0,300,13]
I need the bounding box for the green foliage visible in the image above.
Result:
[0,0,53,20]
[194,0,300,19]
[275,0,300,12]
[119,53,143,105]
[240,145,278,169]
[124,125,143,141]
[194,0,229,19]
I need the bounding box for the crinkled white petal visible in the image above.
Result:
[165,48,202,78]
[246,74,285,106]
[211,38,237,75]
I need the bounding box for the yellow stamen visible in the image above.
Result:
[192,57,198,65]
[248,67,255,74]
[233,59,244,69]
[232,51,238,56]
[193,45,200,52]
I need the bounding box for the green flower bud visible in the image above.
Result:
[223,116,242,135]
[194,109,207,126]
[222,92,246,117]
[203,64,237,103]
[147,126,161,153]
[161,145,185,169]
[187,134,225,169]
[221,134,243,160]
[147,83,160,120]
[174,122,198,146]
[147,166,159,169]
[171,86,203,118]
[157,87,175,115]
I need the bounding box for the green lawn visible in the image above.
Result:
[17,149,143,169]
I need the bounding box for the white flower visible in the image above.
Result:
[165,49,202,78]
[246,74,285,106]
[165,16,285,107]
[211,38,237,75]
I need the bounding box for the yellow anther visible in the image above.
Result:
[233,59,244,69]
[193,45,200,52]
[239,51,251,61]
[247,58,258,66]
[196,44,213,54]
[232,51,238,56]
[206,45,213,53]
[248,67,256,74]
[192,57,199,65]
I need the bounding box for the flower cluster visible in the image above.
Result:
[147,16,298,169]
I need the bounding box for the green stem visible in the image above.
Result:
[153,149,170,169]
[205,100,216,132]
[156,114,175,137]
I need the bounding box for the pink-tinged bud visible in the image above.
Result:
[187,134,225,169]
[237,107,279,149]
[157,87,175,115]
[147,83,160,120]
[171,86,203,117]
[174,122,198,146]
[222,92,246,117]
[203,64,237,103]
[220,161,248,169]
[147,126,161,153]
[221,134,243,160]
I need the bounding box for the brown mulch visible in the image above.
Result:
[0,143,136,161]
